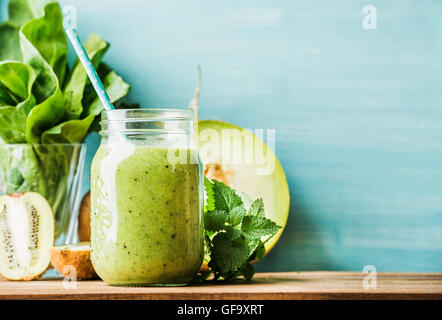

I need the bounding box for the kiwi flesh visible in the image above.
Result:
[0,192,54,280]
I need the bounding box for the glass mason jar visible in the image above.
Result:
[90,109,204,286]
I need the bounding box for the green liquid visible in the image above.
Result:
[90,145,203,286]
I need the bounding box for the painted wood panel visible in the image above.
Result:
[3,0,440,271]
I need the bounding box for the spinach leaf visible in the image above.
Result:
[19,3,65,143]
[41,115,95,143]
[0,144,46,195]
[84,68,131,117]
[84,64,131,132]
[63,34,109,119]
[0,61,36,112]
[0,61,36,143]
[7,0,51,27]
[0,22,21,61]
[0,90,17,107]
[19,2,68,85]
[25,89,64,143]
[0,107,27,143]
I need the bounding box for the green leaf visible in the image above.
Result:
[247,238,261,256]
[63,34,109,119]
[81,63,112,110]
[241,215,281,240]
[240,262,255,281]
[41,115,95,143]
[237,191,252,211]
[201,179,281,281]
[8,0,52,27]
[228,205,246,226]
[31,144,73,216]
[19,4,65,143]
[5,167,24,191]
[0,61,36,112]
[212,179,243,212]
[255,243,266,260]
[19,2,67,84]
[83,69,131,117]
[25,89,64,143]
[0,22,22,61]
[204,177,215,212]
[0,144,46,195]
[0,61,36,143]
[0,107,27,143]
[209,231,250,275]
[224,225,243,241]
[248,198,265,217]
[0,87,17,106]
[204,210,228,232]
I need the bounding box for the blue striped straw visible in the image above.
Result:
[65,28,115,111]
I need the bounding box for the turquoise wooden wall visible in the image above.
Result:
[3,0,441,271]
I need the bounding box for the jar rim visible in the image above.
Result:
[100,108,194,136]
[102,108,194,121]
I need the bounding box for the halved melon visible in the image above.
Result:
[198,120,290,254]
[0,192,54,280]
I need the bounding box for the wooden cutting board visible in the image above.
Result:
[0,272,441,300]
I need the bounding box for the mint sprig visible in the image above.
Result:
[197,177,281,281]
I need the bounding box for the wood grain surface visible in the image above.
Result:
[0,272,441,300]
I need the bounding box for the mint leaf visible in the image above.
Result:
[198,178,282,282]
[241,215,281,240]
[204,210,228,232]
[240,262,255,281]
[209,231,250,275]
[204,177,215,212]
[237,191,252,210]
[247,239,262,256]
[228,205,246,226]
[213,179,243,212]
[255,243,266,260]
[224,225,243,241]
[249,198,265,216]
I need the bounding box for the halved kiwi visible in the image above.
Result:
[50,242,98,280]
[0,192,54,280]
[78,192,91,242]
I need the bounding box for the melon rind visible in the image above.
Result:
[198,120,290,254]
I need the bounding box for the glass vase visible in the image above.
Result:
[0,143,86,245]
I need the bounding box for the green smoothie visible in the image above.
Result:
[90,144,203,286]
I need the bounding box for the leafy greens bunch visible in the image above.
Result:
[200,178,281,281]
[0,0,130,144]
[0,0,130,233]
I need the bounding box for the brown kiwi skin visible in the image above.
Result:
[18,267,50,281]
[78,192,91,242]
[50,244,98,280]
